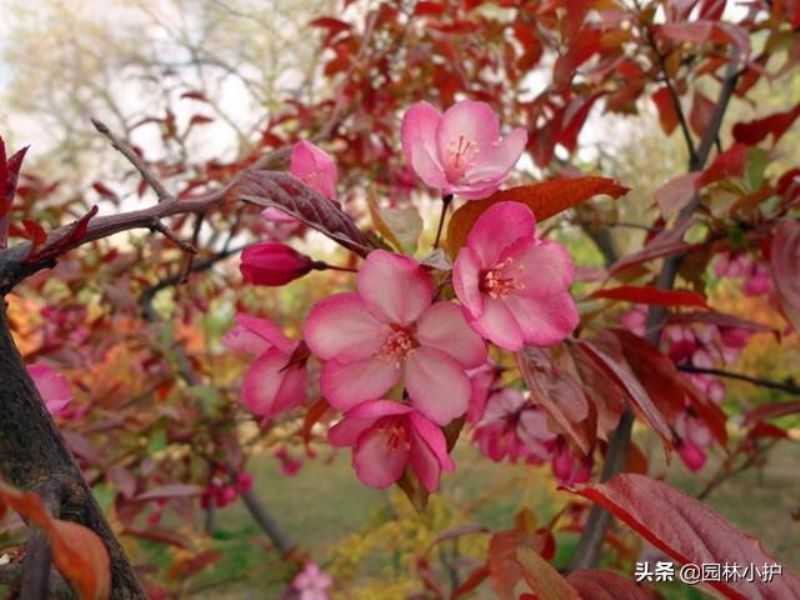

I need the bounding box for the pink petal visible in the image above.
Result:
[241,348,305,418]
[329,400,415,447]
[448,178,506,201]
[345,399,414,420]
[290,140,338,201]
[465,201,536,267]
[404,347,471,425]
[304,293,387,362]
[352,422,410,489]
[410,412,455,471]
[415,301,487,368]
[678,440,707,471]
[452,245,484,316]
[320,356,400,412]
[435,101,501,163]
[401,101,448,189]
[409,430,442,492]
[223,313,297,355]
[503,291,579,347]
[28,364,73,416]
[357,250,433,325]
[464,127,528,184]
[502,239,575,298]
[466,297,524,351]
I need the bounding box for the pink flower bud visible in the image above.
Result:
[240,242,317,287]
[236,472,254,494]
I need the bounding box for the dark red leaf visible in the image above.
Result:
[698,143,748,186]
[571,474,800,600]
[689,91,716,138]
[656,21,749,57]
[732,104,800,146]
[567,569,656,599]
[590,285,709,308]
[744,401,800,424]
[609,218,694,275]
[651,87,679,135]
[92,181,119,201]
[233,171,374,256]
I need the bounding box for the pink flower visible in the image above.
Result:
[222,314,307,420]
[292,561,333,600]
[28,363,73,416]
[328,400,455,491]
[263,140,338,223]
[401,100,527,200]
[465,360,501,425]
[550,441,592,486]
[453,202,578,350]
[674,411,712,471]
[304,250,486,425]
[240,242,318,286]
[473,388,556,464]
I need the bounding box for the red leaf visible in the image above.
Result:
[688,91,716,138]
[590,285,709,308]
[654,173,700,218]
[451,565,490,598]
[446,176,628,257]
[0,138,29,218]
[744,400,800,424]
[656,21,750,57]
[651,87,679,135]
[92,181,119,201]
[567,569,656,599]
[733,104,800,146]
[771,220,800,330]
[698,143,748,186]
[233,171,374,257]
[309,16,351,35]
[188,114,214,126]
[555,93,603,154]
[179,90,209,102]
[22,219,48,247]
[413,1,445,16]
[571,474,800,600]
[575,340,674,445]
[666,310,774,334]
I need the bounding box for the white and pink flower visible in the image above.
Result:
[304,250,486,425]
[453,202,578,351]
[401,100,527,200]
[222,314,307,421]
[291,561,333,600]
[329,400,455,491]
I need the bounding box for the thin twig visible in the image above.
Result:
[678,365,800,396]
[91,118,173,203]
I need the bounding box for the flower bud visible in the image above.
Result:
[240,242,317,286]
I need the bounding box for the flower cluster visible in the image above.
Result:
[227,100,579,493]
[199,471,254,510]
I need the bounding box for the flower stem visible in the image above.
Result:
[433,194,453,250]
[313,261,358,273]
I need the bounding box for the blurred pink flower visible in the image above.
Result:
[453,202,578,350]
[263,140,338,223]
[550,441,592,486]
[329,400,454,491]
[240,242,318,287]
[304,250,486,425]
[674,411,712,471]
[401,100,527,200]
[28,363,73,417]
[473,388,557,464]
[771,220,800,330]
[292,561,333,600]
[222,314,307,420]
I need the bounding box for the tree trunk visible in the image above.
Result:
[0,303,145,599]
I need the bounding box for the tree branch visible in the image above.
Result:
[20,479,63,600]
[678,365,800,396]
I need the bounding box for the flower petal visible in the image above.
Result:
[404,347,470,425]
[28,364,72,416]
[436,101,501,161]
[410,412,455,471]
[329,400,415,447]
[290,140,338,201]
[465,127,528,183]
[465,201,536,267]
[357,250,433,325]
[401,101,448,189]
[466,297,524,351]
[503,291,579,346]
[409,431,442,492]
[304,293,387,361]
[242,348,303,418]
[452,245,484,316]
[416,302,487,368]
[502,238,575,298]
[352,422,410,489]
[223,313,296,355]
[320,357,400,412]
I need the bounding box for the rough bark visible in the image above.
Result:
[0,304,146,599]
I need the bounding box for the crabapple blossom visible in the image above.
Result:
[473,388,556,464]
[328,400,455,492]
[28,363,73,416]
[453,202,578,350]
[674,411,712,471]
[222,314,307,421]
[550,441,592,486]
[304,250,486,425]
[263,140,339,223]
[240,242,319,286]
[292,561,333,600]
[401,100,527,200]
